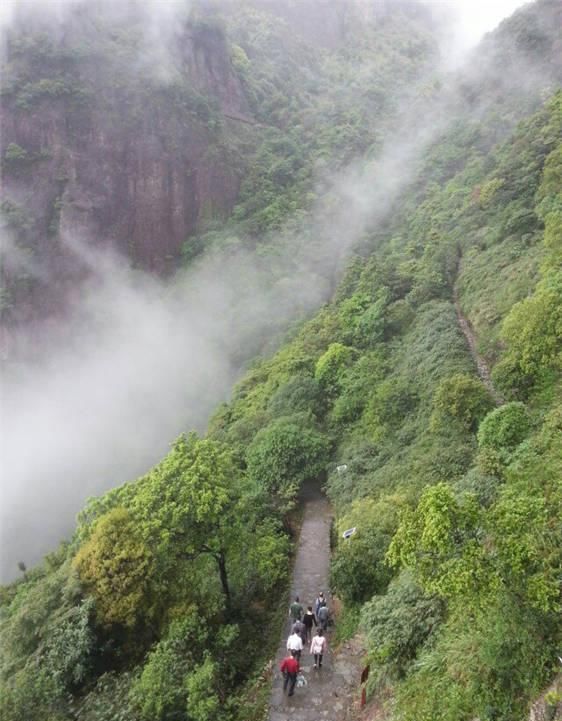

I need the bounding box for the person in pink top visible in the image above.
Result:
[310,627,327,668]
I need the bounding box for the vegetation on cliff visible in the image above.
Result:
[1,1,561,720]
[0,0,436,323]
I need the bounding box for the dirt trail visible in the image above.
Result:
[268,485,361,721]
[453,286,504,406]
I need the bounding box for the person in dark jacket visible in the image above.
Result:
[289,595,303,622]
[302,605,317,643]
[317,603,330,631]
[292,618,306,644]
[280,653,300,696]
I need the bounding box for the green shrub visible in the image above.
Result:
[315,342,355,398]
[477,402,531,452]
[330,351,387,426]
[73,507,154,628]
[396,597,557,721]
[431,373,494,432]
[185,657,222,721]
[331,496,402,604]
[455,467,501,507]
[245,418,329,510]
[360,572,444,678]
[500,273,562,378]
[76,671,137,721]
[267,374,323,419]
[130,614,207,721]
[3,143,29,164]
[364,376,418,439]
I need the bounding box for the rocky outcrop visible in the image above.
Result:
[0,17,250,324]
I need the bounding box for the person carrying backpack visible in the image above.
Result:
[317,603,330,631]
[314,591,325,617]
[292,618,306,644]
[310,628,327,668]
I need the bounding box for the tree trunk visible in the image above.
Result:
[216,551,231,609]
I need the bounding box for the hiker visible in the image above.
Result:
[310,628,327,668]
[280,652,300,696]
[314,591,325,617]
[317,602,330,631]
[289,595,303,622]
[287,628,304,661]
[302,605,317,643]
[292,617,306,644]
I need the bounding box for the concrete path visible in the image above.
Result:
[268,485,359,721]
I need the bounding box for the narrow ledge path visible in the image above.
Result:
[268,485,360,721]
[453,278,504,406]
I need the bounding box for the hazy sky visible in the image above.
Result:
[422,0,530,64]
[444,0,528,44]
[0,0,530,46]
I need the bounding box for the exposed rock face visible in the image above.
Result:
[1,19,250,325]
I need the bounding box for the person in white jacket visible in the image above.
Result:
[310,628,327,668]
[287,630,304,660]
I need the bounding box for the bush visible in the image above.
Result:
[331,497,401,604]
[267,374,323,419]
[431,373,493,432]
[3,143,29,165]
[364,376,418,439]
[314,343,355,398]
[455,467,501,507]
[500,273,562,378]
[73,508,154,627]
[185,657,222,721]
[395,596,557,721]
[77,672,137,721]
[130,614,207,721]
[245,418,329,510]
[330,351,386,426]
[360,573,444,678]
[477,402,531,452]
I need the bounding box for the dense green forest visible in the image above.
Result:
[208,86,562,718]
[1,1,561,720]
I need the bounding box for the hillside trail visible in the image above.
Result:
[453,267,504,407]
[268,483,362,721]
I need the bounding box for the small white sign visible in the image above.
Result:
[342,527,356,539]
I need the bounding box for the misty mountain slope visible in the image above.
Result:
[0,0,442,586]
[2,87,558,721]
[207,89,562,719]
[1,2,562,721]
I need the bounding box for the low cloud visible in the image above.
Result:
[422,0,529,65]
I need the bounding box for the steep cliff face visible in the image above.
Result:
[1,14,250,324]
[0,0,440,332]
